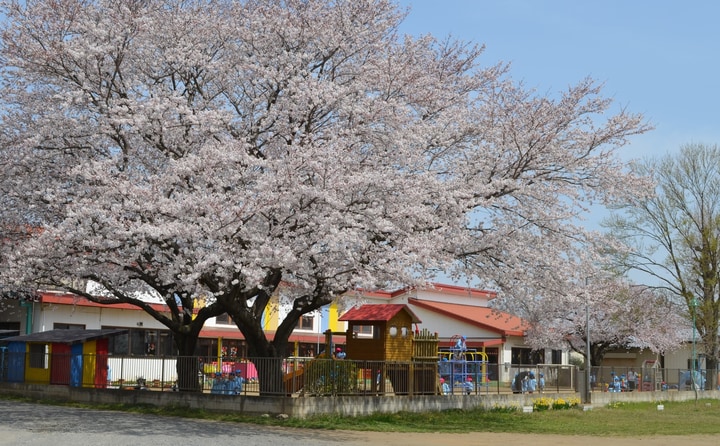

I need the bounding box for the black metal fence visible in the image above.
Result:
[506,364,578,394]
[588,365,717,392]
[1,349,714,396]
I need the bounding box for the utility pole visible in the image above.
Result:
[585,277,591,405]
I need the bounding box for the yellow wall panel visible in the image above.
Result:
[83,340,97,388]
[328,302,339,332]
[24,343,51,384]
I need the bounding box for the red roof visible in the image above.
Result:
[39,291,172,313]
[409,300,527,337]
[422,283,497,300]
[438,337,505,348]
[338,304,421,323]
[199,327,345,344]
[355,283,497,301]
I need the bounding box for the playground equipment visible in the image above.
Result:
[438,335,489,395]
[283,310,490,397]
[679,369,706,391]
[286,304,439,396]
[641,359,663,391]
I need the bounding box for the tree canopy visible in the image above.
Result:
[606,143,720,384]
[0,0,651,373]
[522,274,687,366]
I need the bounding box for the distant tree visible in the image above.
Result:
[0,0,650,393]
[523,274,687,367]
[605,143,720,387]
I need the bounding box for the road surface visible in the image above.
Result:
[0,399,716,446]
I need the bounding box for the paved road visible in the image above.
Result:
[2,399,718,446]
[0,399,372,446]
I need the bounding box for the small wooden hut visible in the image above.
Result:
[2,329,126,388]
[339,304,440,395]
[339,304,420,361]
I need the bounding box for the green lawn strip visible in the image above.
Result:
[3,394,720,436]
[253,399,720,436]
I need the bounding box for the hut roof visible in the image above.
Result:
[338,304,421,323]
[2,329,127,344]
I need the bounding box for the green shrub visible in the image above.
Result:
[303,359,359,396]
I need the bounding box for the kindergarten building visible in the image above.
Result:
[0,282,563,384]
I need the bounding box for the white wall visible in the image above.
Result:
[107,356,177,383]
[34,302,167,331]
[412,288,494,307]
[407,306,497,340]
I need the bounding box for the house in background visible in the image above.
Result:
[339,283,559,383]
[213,282,548,384]
[0,282,562,384]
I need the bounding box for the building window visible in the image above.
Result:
[54,323,86,330]
[0,322,20,338]
[215,313,233,325]
[104,327,177,356]
[157,331,174,356]
[29,343,48,369]
[298,315,314,330]
[552,349,563,365]
[145,331,157,355]
[511,347,536,365]
[195,338,247,360]
[108,330,129,355]
[510,348,545,365]
[130,329,147,355]
[688,356,702,370]
[352,324,376,338]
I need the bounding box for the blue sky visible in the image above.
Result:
[395,1,720,286]
[397,0,720,162]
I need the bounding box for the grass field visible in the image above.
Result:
[4,394,720,437]
[280,399,720,436]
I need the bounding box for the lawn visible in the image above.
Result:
[281,399,720,436]
[4,394,720,437]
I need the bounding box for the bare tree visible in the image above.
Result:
[606,143,720,388]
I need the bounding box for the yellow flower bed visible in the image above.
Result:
[533,397,553,411]
[532,396,581,411]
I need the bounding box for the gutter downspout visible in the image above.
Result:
[20,300,33,334]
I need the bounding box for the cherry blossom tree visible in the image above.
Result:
[0,0,651,392]
[521,272,687,367]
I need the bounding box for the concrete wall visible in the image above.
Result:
[3,382,718,419]
[588,389,720,406]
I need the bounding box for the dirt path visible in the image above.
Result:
[351,431,719,446]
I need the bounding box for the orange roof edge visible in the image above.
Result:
[409,299,526,336]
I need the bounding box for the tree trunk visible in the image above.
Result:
[225,305,296,395]
[243,325,290,395]
[256,357,286,395]
[218,278,332,395]
[706,356,718,391]
[174,333,201,392]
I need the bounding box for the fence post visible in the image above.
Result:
[119,356,125,389]
[0,346,6,382]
